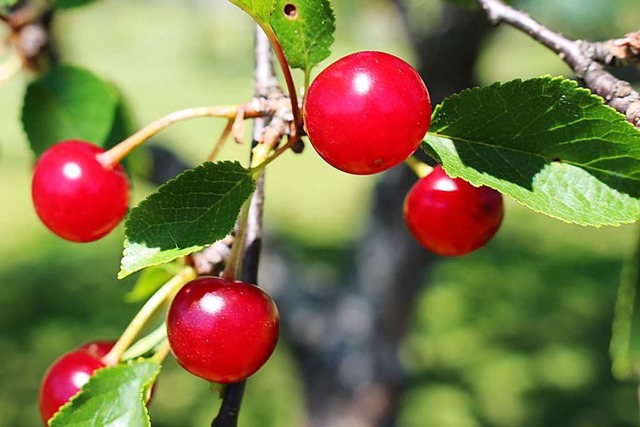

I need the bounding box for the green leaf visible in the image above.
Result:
[227,0,275,24]
[423,76,640,226]
[119,161,255,278]
[611,227,640,381]
[54,0,100,9]
[125,263,181,302]
[22,65,120,156]
[270,0,336,73]
[50,361,160,427]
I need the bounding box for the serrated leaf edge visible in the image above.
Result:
[426,75,640,226]
[118,242,204,279]
[118,160,254,278]
[50,361,161,426]
[432,75,640,136]
[422,134,639,227]
[227,0,276,26]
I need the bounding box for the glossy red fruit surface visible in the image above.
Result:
[404,165,504,256]
[38,349,106,425]
[32,140,129,243]
[303,51,431,175]
[79,340,115,358]
[167,276,280,384]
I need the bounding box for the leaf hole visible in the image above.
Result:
[283,3,298,19]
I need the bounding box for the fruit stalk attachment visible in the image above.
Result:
[98,104,264,168]
[101,266,197,366]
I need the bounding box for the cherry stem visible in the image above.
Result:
[207,119,235,162]
[101,266,196,366]
[405,156,434,178]
[259,25,303,139]
[221,199,252,281]
[304,67,312,94]
[221,102,282,280]
[121,323,167,361]
[249,133,299,175]
[150,340,171,364]
[97,104,260,169]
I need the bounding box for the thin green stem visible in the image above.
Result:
[259,24,302,137]
[249,134,300,176]
[221,102,278,280]
[150,340,172,364]
[101,266,197,366]
[98,104,259,169]
[405,156,434,178]
[121,324,168,361]
[304,67,312,94]
[221,199,252,281]
[207,119,235,162]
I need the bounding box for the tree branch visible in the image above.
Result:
[210,23,273,427]
[476,0,640,127]
[587,31,640,67]
[2,0,57,72]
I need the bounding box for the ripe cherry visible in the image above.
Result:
[38,348,108,425]
[404,165,504,256]
[166,276,280,384]
[31,140,130,243]
[303,51,432,175]
[79,340,116,358]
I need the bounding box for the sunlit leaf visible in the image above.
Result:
[423,76,640,226]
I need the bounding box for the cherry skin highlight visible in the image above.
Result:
[38,348,107,425]
[404,165,504,256]
[31,140,130,243]
[166,276,280,384]
[303,51,432,175]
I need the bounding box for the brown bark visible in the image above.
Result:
[476,0,640,127]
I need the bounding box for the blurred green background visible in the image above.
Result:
[1,0,640,425]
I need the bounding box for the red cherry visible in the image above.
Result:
[38,349,107,425]
[31,140,129,242]
[79,340,116,358]
[303,51,432,175]
[403,165,504,256]
[166,276,280,384]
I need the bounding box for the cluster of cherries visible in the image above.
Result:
[38,278,279,425]
[33,146,280,424]
[304,51,504,255]
[33,50,503,424]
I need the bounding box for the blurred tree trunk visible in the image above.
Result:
[261,3,493,427]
